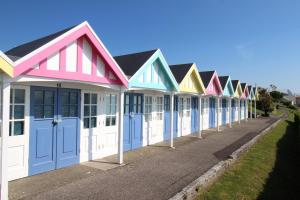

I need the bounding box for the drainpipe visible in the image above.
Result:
[198,94,202,138]
[228,97,232,128]
[170,92,174,148]
[118,87,125,164]
[217,96,220,132]
[1,75,10,200]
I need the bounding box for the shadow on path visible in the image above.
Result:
[257,118,300,200]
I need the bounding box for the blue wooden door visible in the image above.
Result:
[191,97,199,134]
[231,99,236,122]
[163,95,170,141]
[209,98,216,128]
[29,86,80,176]
[173,96,178,138]
[222,99,227,125]
[123,93,143,151]
[56,89,80,168]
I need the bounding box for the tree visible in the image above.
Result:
[258,89,273,116]
[270,91,283,102]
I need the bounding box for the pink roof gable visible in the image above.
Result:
[205,71,223,95]
[242,85,249,99]
[13,21,128,87]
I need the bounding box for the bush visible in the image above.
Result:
[288,105,297,110]
[282,101,291,107]
[294,112,300,129]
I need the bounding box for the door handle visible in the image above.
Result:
[52,119,62,125]
[130,112,135,118]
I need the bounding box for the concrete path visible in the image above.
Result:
[9,117,278,200]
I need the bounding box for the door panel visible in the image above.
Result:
[29,86,80,176]
[123,93,143,151]
[209,98,216,128]
[173,96,178,138]
[30,87,57,175]
[163,95,170,140]
[56,89,80,168]
[132,94,143,149]
[191,97,199,134]
[231,99,236,122]
[222,99,227,125]
[123,94,131,151]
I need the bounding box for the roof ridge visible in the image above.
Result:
[114,49,158,58]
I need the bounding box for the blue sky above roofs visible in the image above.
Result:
[1,0,300,93]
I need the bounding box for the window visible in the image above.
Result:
[174,97,178,111]
[186,98,191,117]
[84,93,97,129]
[144,96,152,122]
[62,91,78,118]
[156,96,163,120]
[179,97,184,114]
[133,95,142,114]
[33,90,55,119]
[164,96,170,112]
[124,94,130,114]
[9,89,25,136]
[105,94,117,126]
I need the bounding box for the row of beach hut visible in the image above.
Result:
[0,21,259,199]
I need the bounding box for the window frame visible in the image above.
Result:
[156,96,163,121]
[83,92,98,129]
[9,86,28,137]
[186,97,191,117]
[144,96,153,122]
[105,93,117,127]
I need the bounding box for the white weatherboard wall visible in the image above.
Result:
[47,52,60,71]
[82,38,92,75]
[66,41,78,72]
[80,90,119,162]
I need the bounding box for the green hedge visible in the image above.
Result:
[295,112,300,128]
[294,112,300,153]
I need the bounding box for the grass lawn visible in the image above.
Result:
[196,110,300,200]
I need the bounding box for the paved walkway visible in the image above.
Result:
[9,117,278,200]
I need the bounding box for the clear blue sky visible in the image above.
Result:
[1,0,300,93]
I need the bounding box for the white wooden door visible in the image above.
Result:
[182,97,191,136]
[144,96,153,146]
[150,96,164,144]
[202,98,209,130]
[80,91,101,162]
[80,91,119,161]
[7,86,30,181]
